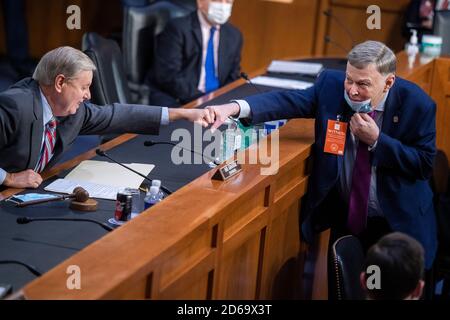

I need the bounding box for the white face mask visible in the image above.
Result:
[343,90,372,113]
[207,2,233,25]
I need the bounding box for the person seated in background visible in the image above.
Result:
[146,0,243,107]
[360,232,425,300]
[0,46,214,189]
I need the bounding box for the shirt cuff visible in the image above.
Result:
[160,107,169,126]
[231,100,252,119]
[368,139,378,151]
[0,168,7,185]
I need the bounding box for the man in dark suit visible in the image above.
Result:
[146,0,242,107]
[0,46,214,189]
[204,41,438,270]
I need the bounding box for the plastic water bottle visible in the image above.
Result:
[144,186,161,209]
[151,179,165,199]
[220,118,242,162]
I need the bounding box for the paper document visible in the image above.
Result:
[251,76,313,90]
[44,160,154,200]
[45,179,123,200]
[267,60,323,75]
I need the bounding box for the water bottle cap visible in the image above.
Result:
[152,180,161,187]
[150,186,159,194]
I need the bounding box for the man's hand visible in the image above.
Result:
[350,113,379,146]
[3,170,43,189]
[168,108,215,127]
[205,102,241,132]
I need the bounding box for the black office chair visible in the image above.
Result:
[81,32,132,143]
[122,1,195,104]
[433,10,450,56]
[331,235,366,300]
[431,150,450,299]
[82,32,132,105]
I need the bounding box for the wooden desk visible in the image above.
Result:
[4,52,449,300]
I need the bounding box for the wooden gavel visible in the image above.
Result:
[16,187,90,208]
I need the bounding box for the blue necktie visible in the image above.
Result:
[205,27,219,93]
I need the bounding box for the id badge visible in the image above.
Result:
[324,119,347,156]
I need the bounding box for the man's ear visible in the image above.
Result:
[360,272,367,290]
[384,74,396,92]
[54,74,65,93]
[409,279,425,300]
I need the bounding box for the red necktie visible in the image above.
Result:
[347,111,376,234]
[36,118,57,173]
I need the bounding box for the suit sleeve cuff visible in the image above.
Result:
[160,107,169,126]
[368,139,378,152]
[232,100,252,119]
[0,168,7,185]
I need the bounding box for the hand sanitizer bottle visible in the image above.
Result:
[407,29,419,68]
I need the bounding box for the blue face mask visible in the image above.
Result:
[9,193,58,204]
[344,90,372,113]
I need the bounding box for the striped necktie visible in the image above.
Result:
[36,118,57,173]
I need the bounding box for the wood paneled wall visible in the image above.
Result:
[321,0,410,56]
[0,0,122,59]
[431,58,450,158]
[229,0,322,73]
[1,0,412,73]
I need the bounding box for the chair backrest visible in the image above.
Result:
[81,32,131,105]
[122,1,195,86]
[432,150,450,249]
[433,10,450,56]
[331,235,366,300]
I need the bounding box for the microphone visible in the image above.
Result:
[240,72,264,94]
[323,9,355,48]
[0,260,42,277]
[143,140,220,166]
[324,35,350,55]
[95,149,173,195]
[16,187,90,208]
[17,216,113,232]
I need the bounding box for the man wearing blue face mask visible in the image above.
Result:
[146,0,243,107]
[204,41,438,280]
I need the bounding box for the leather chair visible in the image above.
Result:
[431,150,450,299]
[331,235,366,300]
[81,32,132,143]
[122,1,195,103]
[81,32,132,105]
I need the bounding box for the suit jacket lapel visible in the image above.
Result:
[27,82,44,169]
[192,12,203,81]
[381,85,401,136]
[218,24,229,85]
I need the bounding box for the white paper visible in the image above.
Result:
[267,60,323,75]
[44,160,155,200]
[64,160,154,188]
[45,179,122,200]
[251,76,313,90]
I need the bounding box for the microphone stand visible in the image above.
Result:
[16,217,113,232]
[95,149,173,195]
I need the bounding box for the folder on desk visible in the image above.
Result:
[267,60,323,75]
[251,76,313,90]
[44,160,154,200]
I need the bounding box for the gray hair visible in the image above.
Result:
[347,41,396,75]
[32,46,96,85]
